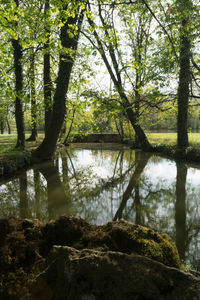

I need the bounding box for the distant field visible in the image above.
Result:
[147,132,200,147]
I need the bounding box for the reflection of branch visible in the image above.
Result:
[112,150,122,179]
[80,162,136,200]
[113,152,151,221]
[144,188,174,200]
[66,150,77,180]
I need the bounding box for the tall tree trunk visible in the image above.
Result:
[12,37,25,149]
[27,51,37,141]
[177,1,191,149]
[12,0,25,149]
[32,7,83,161]
[44,0,52,136]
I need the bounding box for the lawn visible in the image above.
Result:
[147,132,200,147]
[0,133,44,160]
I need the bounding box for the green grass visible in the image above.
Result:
[147,133,177,146]
[147,132,200,147]
[0,133,44,161]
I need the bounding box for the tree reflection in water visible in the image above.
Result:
[19,172,29,218]
[175,162,187,262]
[113,151,151,221]
[0,146,200,268]
[37,161,71,220]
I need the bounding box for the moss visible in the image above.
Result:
[105,220,181,269]
[136,233,181,268]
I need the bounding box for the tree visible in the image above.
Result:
[33,1,84,160]
[177,0,192,149]
[84,1,152,150]
[141,0,194,150]
[43,0,52,136]
[12,0,25,149]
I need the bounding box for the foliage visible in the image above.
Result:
[0,0,200,153]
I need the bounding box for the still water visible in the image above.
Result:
[0,144,200,269]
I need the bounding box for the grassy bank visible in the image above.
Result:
[147,132,200,162]
[0,133,44,175]
[147,132,200,147]
[0,133,44,160]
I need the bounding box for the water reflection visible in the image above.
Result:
[113,151,151,221]
[0,145,200,269]
[175,162,187,262]
[19,172,28,218]
[37,162,71,219]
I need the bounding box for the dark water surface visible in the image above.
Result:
[1,144,200,269]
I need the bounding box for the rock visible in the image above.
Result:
[0,216,195,299]
[30,245,200,300]
[41,217,181,268]
[0,218,44,299]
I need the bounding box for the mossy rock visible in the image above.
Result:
[94,219,180,268]
[42,217,181,269]
[0,216,181,299]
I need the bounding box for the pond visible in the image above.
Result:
[0,143,200,269]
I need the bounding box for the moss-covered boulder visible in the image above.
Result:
[0,216,186,299]
[42,217,180,268]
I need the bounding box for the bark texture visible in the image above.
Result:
[12,37,25,149]
[177,6,191,149]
